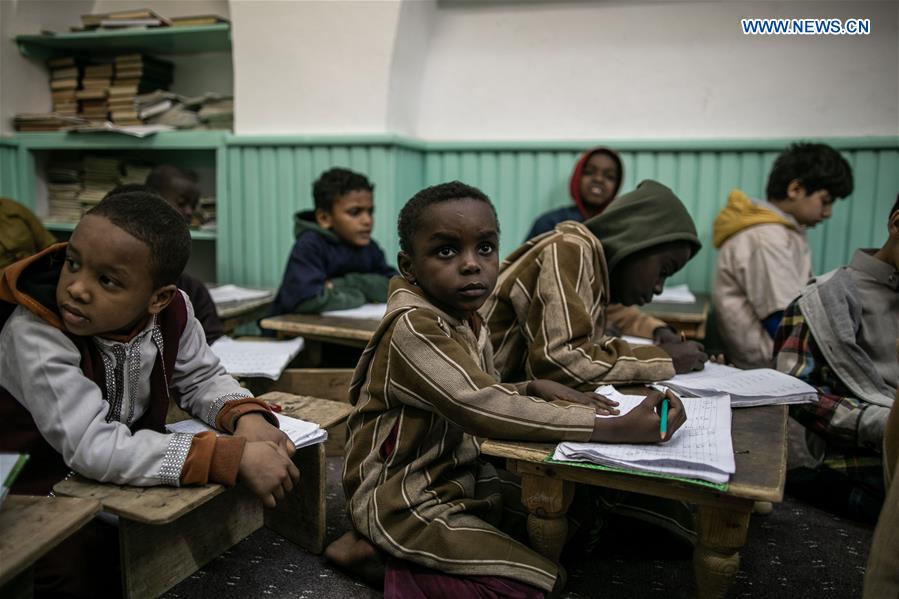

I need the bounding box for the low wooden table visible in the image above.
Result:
[53,477,263,599]
[643,293,711,340]
[259,313,379,348]
[216,294,274,335]
[0,495,101,599]
[257,391,353,553]
[480,405,788,599]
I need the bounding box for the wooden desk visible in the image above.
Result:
[643,293,711,340]
[481,405,787,599]
[215,294,274,334]
[0,495,101,599]
[53,477,263,598]
[257,391,353,553]
[258,313,379,348]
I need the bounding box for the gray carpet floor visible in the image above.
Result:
[163,457,874,599]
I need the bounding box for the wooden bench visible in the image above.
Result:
[53,390,353,598]
[0,495,101,599]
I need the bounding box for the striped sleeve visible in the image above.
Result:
[525,238,675,388]
[387,309,596,442]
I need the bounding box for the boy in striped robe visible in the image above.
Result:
[333,181,687,597]
[482,179,707,390]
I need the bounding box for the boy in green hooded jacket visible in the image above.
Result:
[482,179,708,390]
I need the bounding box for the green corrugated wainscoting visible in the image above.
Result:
[2,133,896,294]
[0,139,23,200]
[223,136,897,295]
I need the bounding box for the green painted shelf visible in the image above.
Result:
[44,221,217,240]
[16,25,231,59]
[12,130,227,150]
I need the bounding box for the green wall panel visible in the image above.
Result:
[4,134,894,298]
[0,141,23,200]
[421,143,899,293]
[220,142,421,289]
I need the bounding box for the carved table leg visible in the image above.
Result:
[693,504,752,599]
[520,473,575,563]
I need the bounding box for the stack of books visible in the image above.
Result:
[80,9,171,30]
[78,156,121,210]
[76,63,114,121]
[108,54,174,125]
[46,159,84,223]
[198,97,233,130]
[48,57,80,117]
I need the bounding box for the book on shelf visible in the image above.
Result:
[50,66,79,80]
[83,64,114,78]
[82,9,171,28]
[47,56,77,68]
[50,78,78,91]
[100,18,169,28]
[170,15,229,27]
[81,77,112,89]
[75,88,107,100]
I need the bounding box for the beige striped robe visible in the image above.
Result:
[343,278,596,592]
[481,221,676,390]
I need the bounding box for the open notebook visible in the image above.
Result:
[210,336,305,380]
[552,386,735,485]
[321,303,387,320]
[662,363,818,407]
[166,413,327,450]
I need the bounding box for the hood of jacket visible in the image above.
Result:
[712,189,797,249]
[0,242,67,331]
[293,210,339,242]
[584,180,701,273]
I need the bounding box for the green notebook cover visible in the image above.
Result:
[544,456,729,492]
[1,453,30,507]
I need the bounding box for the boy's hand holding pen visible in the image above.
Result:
[648,383,680,441]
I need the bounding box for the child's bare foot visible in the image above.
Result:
[324,530,385,589]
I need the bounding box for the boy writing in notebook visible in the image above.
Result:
[525,147,679,344]
[482,179,707,390]
[268,167,397,316]
[0,192,298,597]
[713,142,854,368]
[774,194,899,523]
[331,181,685,596]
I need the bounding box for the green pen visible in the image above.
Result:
[649,383,670,440]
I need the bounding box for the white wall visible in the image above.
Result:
[413,0,898,140]
[231,0,403,135]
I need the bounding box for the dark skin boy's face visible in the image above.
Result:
[56,215,176,337]
[398,199,499,322]
[609,241,692,306]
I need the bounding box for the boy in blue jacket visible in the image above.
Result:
[269,168,397,315]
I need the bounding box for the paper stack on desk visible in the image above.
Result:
[321,303,387,320]
[166,413,327,450]
[662,363,818,407]
[553,386,735,485]
[650,283,696,304]
[210,336,305,379]
[209,285,274,310]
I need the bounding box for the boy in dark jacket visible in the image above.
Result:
[269,168,397,315]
